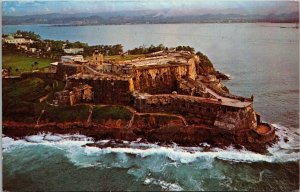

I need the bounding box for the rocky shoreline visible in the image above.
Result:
[3,121,276,154]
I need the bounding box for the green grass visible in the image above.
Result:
[43,105,90,123]
[3,77,65,122]
[104,54,145,62]
[3,78,48,102]
[3,101,46,123]
[2,53,54,75]
[92,106,132,122]
[3,78,64,102]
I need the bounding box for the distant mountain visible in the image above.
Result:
[3,11,299,25]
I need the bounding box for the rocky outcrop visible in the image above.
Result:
[215,71,230,80]
[3,119,276,154]
[195,52,230,80]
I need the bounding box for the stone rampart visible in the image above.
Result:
[21,72,57,80]
[2,76,22,85]
[132,65,187,94]
[177,78,215,98]
[133,94,257,131]
[207,83,253,102]
[56,63,83,80]
[131,55,198,94]
[67,74,133,105]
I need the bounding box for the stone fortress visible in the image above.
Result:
[53,49,275,144]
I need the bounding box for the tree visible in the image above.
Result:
[112,44,123,55]
[15,30,41,41]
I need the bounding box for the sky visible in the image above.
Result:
[2,0,299,16]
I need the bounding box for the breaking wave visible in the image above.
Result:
[2,123,299,166]
[143,177,183,191]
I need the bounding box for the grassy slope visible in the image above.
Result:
[43,105,90,123]
[3,78,65,123]
[92,106,132,123]
[2,53,54,75]
[2,77,133,123]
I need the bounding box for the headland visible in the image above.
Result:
[2,34,276,153]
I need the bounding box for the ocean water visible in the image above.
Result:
[2,23,299,191]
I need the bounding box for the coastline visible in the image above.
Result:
[2,33,279,155]
[3,120,276,154]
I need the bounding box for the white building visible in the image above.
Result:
[61,55,87,64]
[3,36,33,44]
[63,48,84,54]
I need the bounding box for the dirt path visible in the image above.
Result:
[86,105,94,124]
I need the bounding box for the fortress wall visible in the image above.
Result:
[131,56,199,94]
[134,94,257,131]
[132,65,189,94]
[2,77,23,85]
[67,77,132,105]
[21,72,57,80]
[213,104,257,130]
[187,55,198,80]
[56,63,83,80]
[177,78,215,98]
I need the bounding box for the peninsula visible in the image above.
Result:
[2,33,276,153]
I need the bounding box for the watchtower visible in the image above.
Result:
[92,50,103,66]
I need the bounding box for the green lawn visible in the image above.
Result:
[43,105,90,123]
[104,54,145,62]
[3,77,65,123]
[92,106,132,123]
[2,53,54,75]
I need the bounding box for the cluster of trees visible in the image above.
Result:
[128,44,166,55]
[196,51,214,68]
[15,30,41,41]
[127,44,196,55]
[175,45,195,54]
[44,39,65,53]
[85,44,123,56]
[64,40,88,49]
[3,30,201,59]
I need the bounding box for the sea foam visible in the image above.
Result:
[2,123,299,166]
